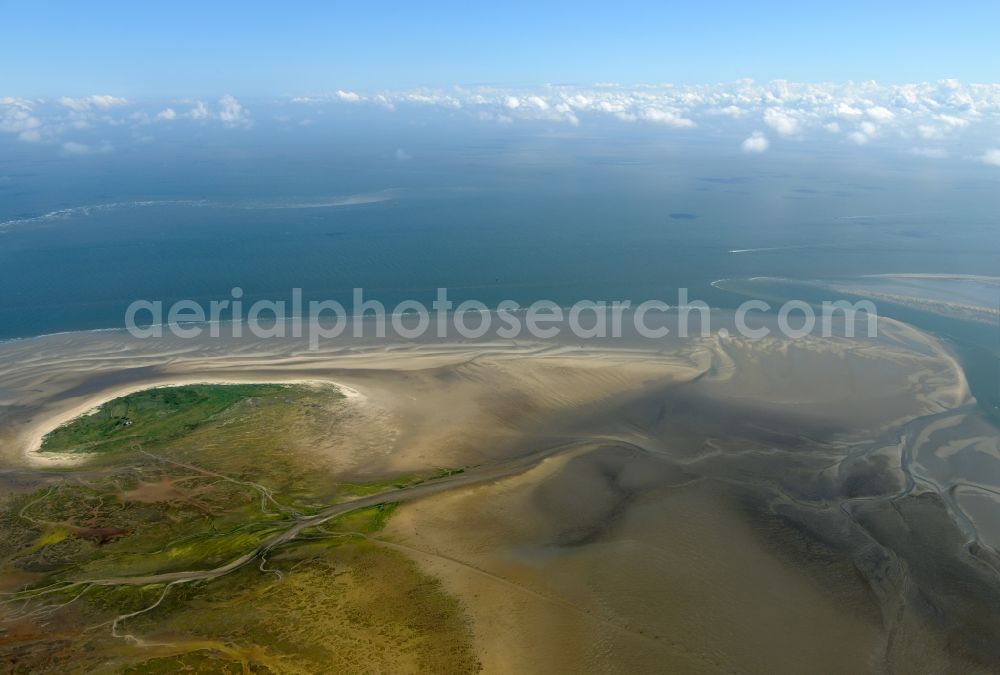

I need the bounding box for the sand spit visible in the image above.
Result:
[721,274,1000,325]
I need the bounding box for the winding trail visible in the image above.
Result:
[70,438,596,589]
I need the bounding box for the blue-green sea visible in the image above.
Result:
[1,117,998,343]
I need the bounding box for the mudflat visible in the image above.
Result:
[0,318,997,672]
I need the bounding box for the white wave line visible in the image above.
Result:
[0,200,208,231]
[728,244,821,254]
[238,189,402,210]
[0,191,401,231]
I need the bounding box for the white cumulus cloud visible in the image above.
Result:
[0,103,43,142]
[217,95,251,127]
[8,80,1000,166]
[58,95,127,111]
[186,101,210,120]
[982,149,1000,167]
[640,107,695,127]
[763,108,800,136]
[741,131,770,153]
[866,106,895,122]
[835,102,863,118]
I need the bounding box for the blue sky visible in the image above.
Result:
[2,1,999,96]
[4,1,1000,167]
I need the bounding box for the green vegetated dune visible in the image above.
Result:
[0,385,479,673]
[41,384,292,455]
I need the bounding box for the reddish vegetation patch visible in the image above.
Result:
[74,527,128,544]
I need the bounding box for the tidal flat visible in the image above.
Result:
[0,316,998,673]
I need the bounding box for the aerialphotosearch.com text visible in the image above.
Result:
[125,287,879,348]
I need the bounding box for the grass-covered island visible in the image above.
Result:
[1,384,479,673]
[40,384,292,455]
